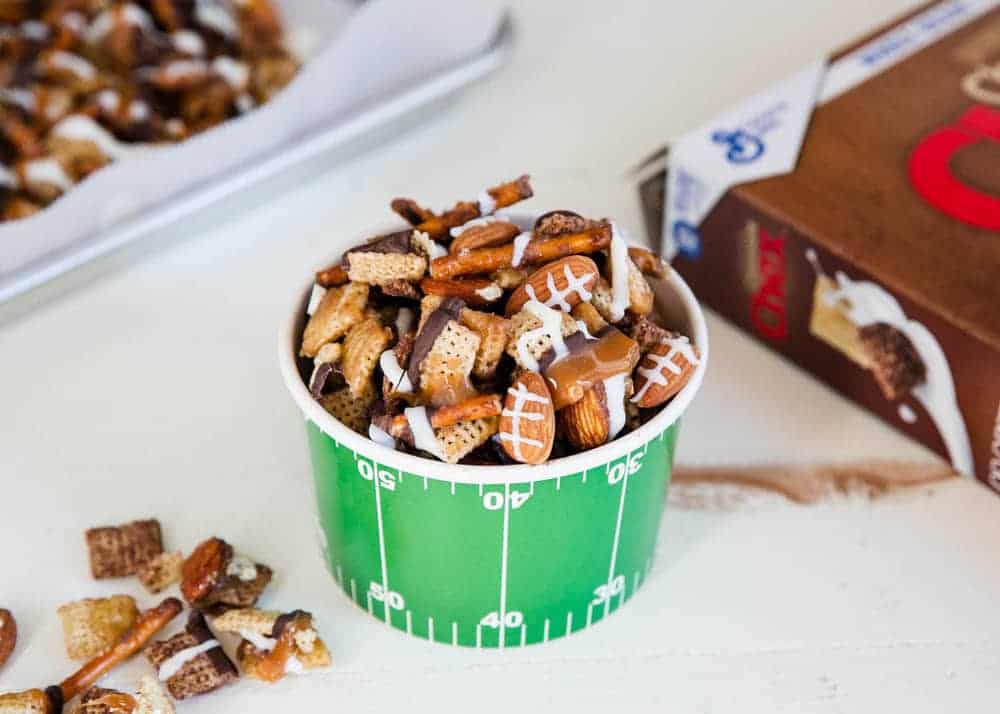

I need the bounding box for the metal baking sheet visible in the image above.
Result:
[0,15,513,304]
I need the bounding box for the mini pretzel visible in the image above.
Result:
[60,597,182,701]
[413,175,533,238]
[375,393,502,442]
[390,198,436,225]
[420,277,503,307]
[315,264,348,287]
[429,225,611,280]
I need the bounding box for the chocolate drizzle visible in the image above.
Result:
[344,230,412,263]
[271,610,310,638]
[406,297,465,387]
[45,686,64,713]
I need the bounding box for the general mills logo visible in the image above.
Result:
[711,129,766,164]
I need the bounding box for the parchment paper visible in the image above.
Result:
[0,0,506,275]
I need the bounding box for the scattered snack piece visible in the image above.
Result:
[61,598,183,702]
[297,178,700,464]
[75,687,136,714]
[145,612,238,700]
[0,609,16,671]
[180,538,272,611]
[134,676,174,714]
[85,519,163,579]
[0,688,63,714]
[213,608,332,682]
[58,595,139,661]
[136,551,184,594]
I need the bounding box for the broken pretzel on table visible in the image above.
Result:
[299,176,700,466]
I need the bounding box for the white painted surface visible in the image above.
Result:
[2,1,999,712]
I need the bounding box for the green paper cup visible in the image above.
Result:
[279,216,708,648]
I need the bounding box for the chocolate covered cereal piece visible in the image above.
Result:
[213,608,332,682]
[145,612,237,700]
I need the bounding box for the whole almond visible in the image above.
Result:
[505,256,599,316]
[558,382,610,450]
[631,336,699,408]
[0,609,16,670]
[499,372,555,464]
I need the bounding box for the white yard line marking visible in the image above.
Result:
[633,571,640,593]
[450,481,456,495]
[476,624,482,648]
[335,565,343,585]
[619,580,627,608]
[350,578,358,604]
[565,611,573,635]
[366,591,373,615]
[373,463,392,626]
[520,624,527,647]
[582,469,588,484]
[586,602,593,627]
[428,617,435,642]
[423,476,429,490]
[543,618,551,642]
[529,480,535,495]
[498,482,511,650]
[556,475,561,490]
[452,621,458,646]
[604,460,630,619]
[479,482,484,496]
[406,610,413,635]
[397,468,403,483]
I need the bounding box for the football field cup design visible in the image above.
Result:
[280,243,708,648]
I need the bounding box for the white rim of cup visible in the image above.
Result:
[278,215,709,485]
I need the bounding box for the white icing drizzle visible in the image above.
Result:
[195,0,239,39]
[172,29,207,56]
[517,300,569,372]
[631,335,699,404]
[404,407,445,460]
[129,100,151,121]
[0,165,17,189]
[60,12,87,34]
[47,51,97,80]
[23,158,73,192]
[235,94,255,114]
[608,222,631,322]
[240,630,276,652]
[0,88,35,114]
[285,656,305,675]
[87,4,153,43]
[161,58,209,82]
[498,382,548,461]
[575,320,597,341]
[157,640,221,681]
[476,190,497,215]
[52,115,135,160]
[898,404,918,424]
[603,373,628,439]
[226,554,258,581]
[97,89,120,113]
[369,423,396,448]
[449,215,504,238]
[474,284,503,302]
[395,307,414,335]
[380,350,413,393]
[306,284,327,316]
[511,232,532,268]
[20,20,50,40]
[526,263,593,312]
[412,230,448,259]
[212,56,250,89]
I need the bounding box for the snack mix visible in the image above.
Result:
[0,521,331,712]
[0,0,299,221]
[299,176,700,466]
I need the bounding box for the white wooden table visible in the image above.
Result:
[3,1,999,711]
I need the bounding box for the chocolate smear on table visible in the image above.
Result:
[406,297,465,387]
